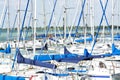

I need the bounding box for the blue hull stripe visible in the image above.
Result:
[89,75,110,78]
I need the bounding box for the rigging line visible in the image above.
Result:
[56,9,63,39]
[12,0,30,70]
[48,0,65,40]
[10,13,18,39]
[19,0,30,41]
[39,0,57,53]
[56,0,65,39]
[73,0,86,41]
[99,0,111,36]
[0,0,7,27]
[48,0,57,26]
[69,0,80,37]
[48,0,59,37]
[1,8,7,28]
[25,13,32,40]
[0,8,7,36]
[45,0,57,40]
[91,0,108,54]
[11,48,18,71]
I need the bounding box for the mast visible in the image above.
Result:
[33,0,37,54]
[90,0,94,45]
[7,0,10,41]
[0,0,7,28]
[63,0,67,40]
[63,0,73,41]
[92,0,94,41]
[31,0,34,40]
[112,0,114,43]
[84,0,88,47]
[102,0,105,43]
[117,0,119,33]
[17,0,21,45]
[43,0,46,36]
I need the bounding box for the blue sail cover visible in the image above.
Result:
[75,37,93,43]
[17,48,57,69]
[57,58,82,63]
[34,54,65,61]
[34,47,78,61]
[35,46,112,63]
[34,53,77,62]
[57,48,91,63]
[57,48,112,63]
[0,44,11,54]
[57,55,103,63]
[112,44,120,55]
[0,74,25,80]
[114,34,120,40]
[84,48,91,57]
[27,43,48,51]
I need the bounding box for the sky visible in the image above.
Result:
[0,0,120,28]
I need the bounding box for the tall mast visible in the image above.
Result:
[102,0,105,43]
[90,0,94,43]
[117,0,119,33]
[63,0,67,40]
[17,0,21,44]
[31,0,34,39]
[43,0,46,36]
[112,0,114,43]
[92,0,94,41]
[33,0,37,54]
[7,0,10,41]
[0,0,7,28]
[84,0,88,47]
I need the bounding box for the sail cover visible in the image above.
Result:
[57,48,112,63]
[112,44,120,55]
[17,48,57,69]
[0,74,25,80]
[0,43,11,54]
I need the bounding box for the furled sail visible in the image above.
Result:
[17,48,57,69]
[57,48,112,63]
[112,43,120,55]
[34,46,78,61]
[0,43,11,54]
